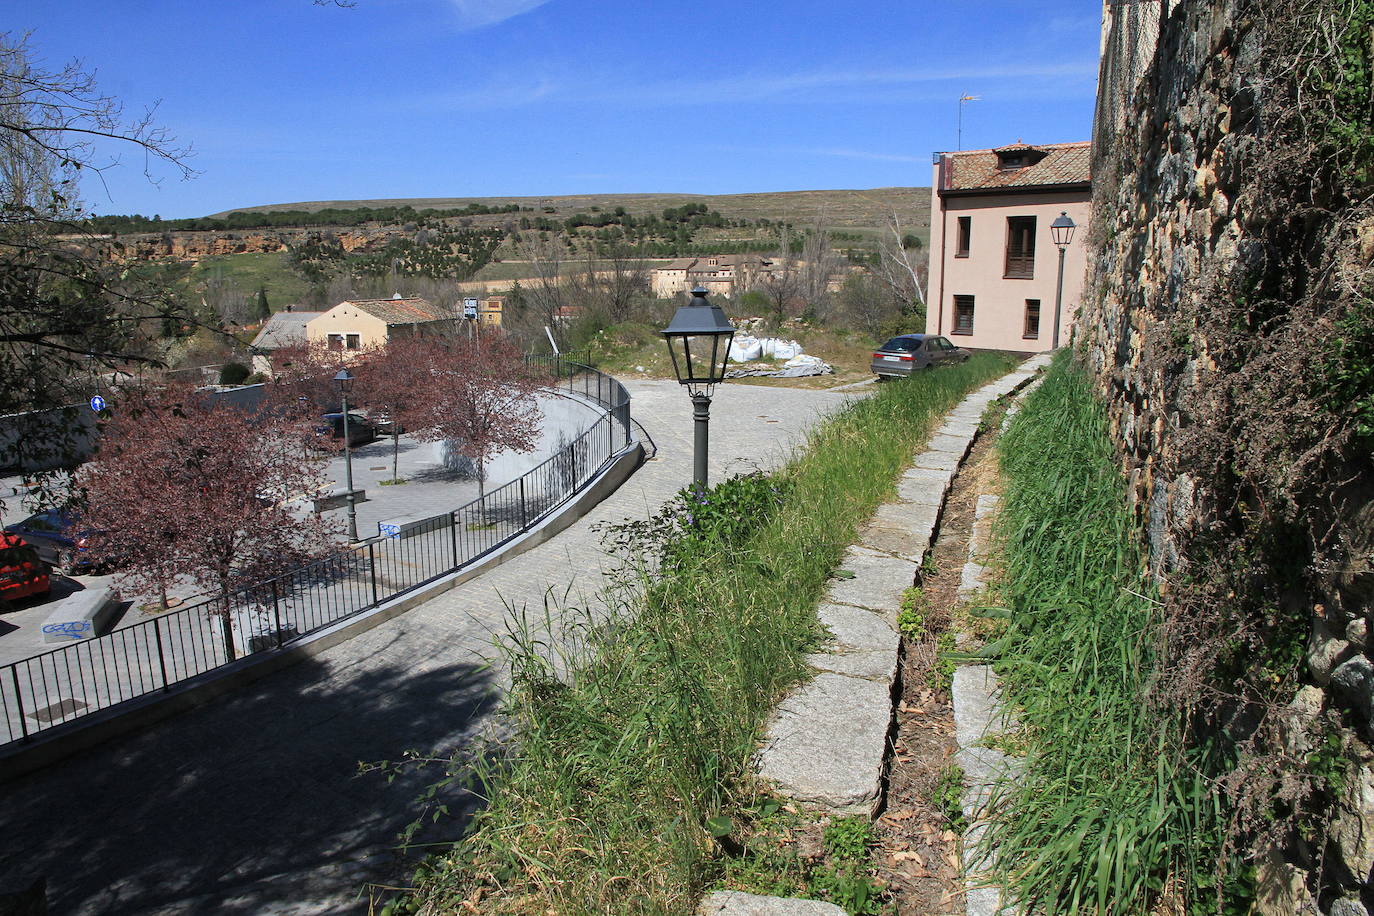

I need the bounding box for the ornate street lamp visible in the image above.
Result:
[333,368,359,542]
[661,287,735,488]
[1050,211,1077,349]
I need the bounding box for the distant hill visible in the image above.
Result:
[209,188,932,236]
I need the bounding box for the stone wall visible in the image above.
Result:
[1082,0,1374,912]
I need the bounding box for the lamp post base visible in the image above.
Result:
[692,393,711,489]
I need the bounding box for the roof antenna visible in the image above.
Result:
[957,93,981,151]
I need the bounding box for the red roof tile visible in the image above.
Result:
[942,141,1091,193]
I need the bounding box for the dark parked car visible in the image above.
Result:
[870,334,970,380]
[3,508,99,573]
[314,412,377,449]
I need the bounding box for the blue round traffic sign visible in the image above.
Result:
[90,395,106,412]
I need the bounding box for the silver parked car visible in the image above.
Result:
[870,334,970,380]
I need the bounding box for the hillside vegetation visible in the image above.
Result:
[205,187,930,235]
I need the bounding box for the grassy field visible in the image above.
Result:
[396,353,1018,916]
[190,252,312,310]
[207,187,931,240]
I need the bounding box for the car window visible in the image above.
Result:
[24,513,62,533]
[879,338,917,352]
[0,546,38,567]
[935,337,953,350]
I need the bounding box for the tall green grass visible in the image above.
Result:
[405,353,1017,915]
[984,352,1234,914]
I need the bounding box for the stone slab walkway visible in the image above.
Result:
[0,379,851,915]
[754,359,1046,824]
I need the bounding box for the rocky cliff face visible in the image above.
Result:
[1084,0,1374,911]
[101,228,389,262]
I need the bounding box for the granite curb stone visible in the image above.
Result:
[823,547,918,612]
[818,603,900,652]
[757,672,891,814]
[699,891,847,915]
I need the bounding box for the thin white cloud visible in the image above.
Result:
[806,148,928,164]
[416,59,1099,111]
[446,0,552,30]
[703,143,928,165]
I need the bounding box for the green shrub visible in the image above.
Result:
[896,586,926,639]
[218,361,251,385]
[932,764,967,832]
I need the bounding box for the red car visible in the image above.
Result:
[0,532,50,604]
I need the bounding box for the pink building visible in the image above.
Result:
[926,141,1091,352]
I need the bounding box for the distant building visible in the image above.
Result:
[248,307,324,376]
[651,254,775,299]
[552,303,585,323]
[479,296,504,328]
[926,140,1091,352]
[305,296,451,351]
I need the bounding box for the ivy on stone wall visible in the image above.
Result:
[1079,0,1374,911]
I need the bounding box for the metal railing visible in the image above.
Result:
[1,357,632,746]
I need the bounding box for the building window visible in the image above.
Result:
[327,334,344,351]
[1024,299,1041,339]
[953,295,975,335]
[1005,216,1036,279]
[346,334,360,350]
[955,216,971,258]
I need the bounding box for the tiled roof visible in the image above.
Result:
[661,258,697,270]
[250,311,323,350]
[341,297,444,324]
[941,141,1091,193]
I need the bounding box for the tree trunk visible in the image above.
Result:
[217,574,237,662]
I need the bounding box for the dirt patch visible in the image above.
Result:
[873,424,1003,915]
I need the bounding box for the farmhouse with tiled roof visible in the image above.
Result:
[651,254,775,298]
[926,140,1092,353]
[305,295,453,351]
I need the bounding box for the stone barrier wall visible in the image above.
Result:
[1083,0,1374,911]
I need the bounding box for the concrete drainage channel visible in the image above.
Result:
[698,355,1050,916]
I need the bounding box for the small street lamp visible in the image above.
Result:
[662,287,735,488]
[334,368,359,542]
[1050,211,1077,349]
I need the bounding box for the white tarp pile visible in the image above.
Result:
[728,336,803,362]
[725,335,833,378]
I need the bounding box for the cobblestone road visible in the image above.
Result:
[0,379,851,915]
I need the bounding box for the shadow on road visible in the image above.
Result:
[0,638,499,914]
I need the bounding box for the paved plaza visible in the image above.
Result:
[0,390,602,675]
[0,379,852,915]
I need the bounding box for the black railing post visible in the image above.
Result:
[271,579,284,649]
[449,510,460,569]
[368,540,380,606]
[154,617,170,689]
[519,476,529,527]
[11,667,28,740]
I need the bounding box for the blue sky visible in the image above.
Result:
[12,0,1102,218]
